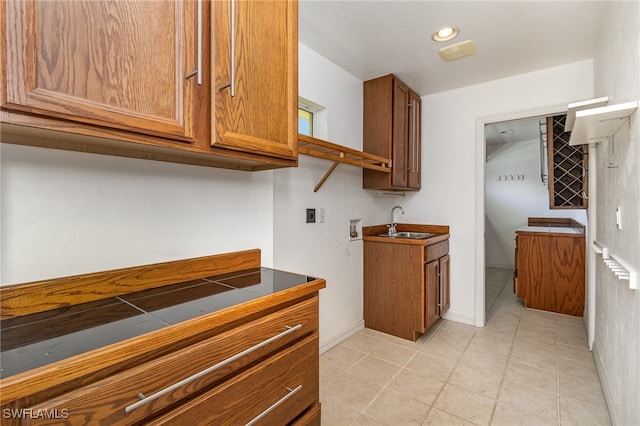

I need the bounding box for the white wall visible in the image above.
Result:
[485,138,587,268]
[592,1,640,424]
[418,60,594,325]
[0,145,274,284]
[273,43,398,352]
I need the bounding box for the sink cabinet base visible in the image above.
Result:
[363,229,450,341]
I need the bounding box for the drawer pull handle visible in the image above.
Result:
[124,324,302,413]
[245,385,302,426]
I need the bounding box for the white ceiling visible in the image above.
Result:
[299,1,610,147]
[485,116,545,146]
[299,0,610,97]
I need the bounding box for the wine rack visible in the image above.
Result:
[547,114,588,209]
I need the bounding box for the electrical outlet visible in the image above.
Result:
[306,208,316,223]
[318,208,325,223]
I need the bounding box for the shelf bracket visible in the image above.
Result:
[314,160,341,192]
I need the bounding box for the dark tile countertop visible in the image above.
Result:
[0,267,316,379]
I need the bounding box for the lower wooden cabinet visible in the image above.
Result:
[19,298,318,425]
[364,237,450,341]
[515,223,585,316]
[148,335,318,426]
[424,250,450,332]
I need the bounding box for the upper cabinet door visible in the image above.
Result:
[391,79,409,188]
[213,0,298,160]
[407,90,421,189]
[363,74,421,191]
[2,0,198,142]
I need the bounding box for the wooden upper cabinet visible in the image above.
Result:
[363,74,421,190]
[2,0,201,142]
[212,0,298,160]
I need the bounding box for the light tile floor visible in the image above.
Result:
[319,267,611,425]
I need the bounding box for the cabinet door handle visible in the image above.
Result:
[185,0,203,85]
[219,0,236,96]
[438,271,443,310]
[407,100,418,173]
[245,385,302,426]
[124,324,302,413]
[414,100,420,173]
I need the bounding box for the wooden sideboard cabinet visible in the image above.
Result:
[514,218,585,316]
[0,250,324,425]
[1,0,298,171]
[363,74,421,191]
[363,225,450,341]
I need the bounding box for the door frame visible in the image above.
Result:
[474,103,568,327]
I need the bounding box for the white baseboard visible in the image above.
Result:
[441,311,477,327]
[319,320,364,355]
[592,343,617,425]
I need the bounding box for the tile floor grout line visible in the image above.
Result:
[556,317,563,425]
[353,323,450,425]
[486,273,520,426]
[320,267,610,425]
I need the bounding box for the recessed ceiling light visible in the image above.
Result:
[432,27,459,42]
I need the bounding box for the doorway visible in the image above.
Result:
[477,109,590,327]
[484,115,547,316]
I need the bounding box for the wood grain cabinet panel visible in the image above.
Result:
[3,0,199,142]
[0,252,324,426]
[147,336,318,426]
[363,74,421,191]
[21,298,318,425]
[364,238,449,341]
[515,229,585,316]
[212,0,297,160]
[2,0,298,170]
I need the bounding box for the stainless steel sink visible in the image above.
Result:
[378,231,433,239]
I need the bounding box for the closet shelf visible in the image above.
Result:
[568,100,638,146]
[298,134,390,192]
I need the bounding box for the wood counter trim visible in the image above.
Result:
[362,224,450,246]
[528,217,585,230]
[362,233,449,246]
[0,280,325,404]
[0,249,261,319]
[516,230,584,238]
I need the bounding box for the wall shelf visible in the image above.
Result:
[568,101,638,146]
[564,96,609,132]
[298,134,390,192]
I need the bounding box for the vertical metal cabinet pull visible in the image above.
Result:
[124,324,302,413]
[414,100,420,173]
[407,100,419,173]
[230,0,236,96]
[244,385,302,426]
[185,0,203,85]
[218,0,236,96]
[437,271,443,310]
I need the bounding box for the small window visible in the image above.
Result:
[298,97,327,139]
[298,108,314,137]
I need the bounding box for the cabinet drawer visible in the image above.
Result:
[23,297,318,425]
[148,335,319,426]
[293,402,321,425]
[425,240,449,263]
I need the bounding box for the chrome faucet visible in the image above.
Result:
[388,205,405,235]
